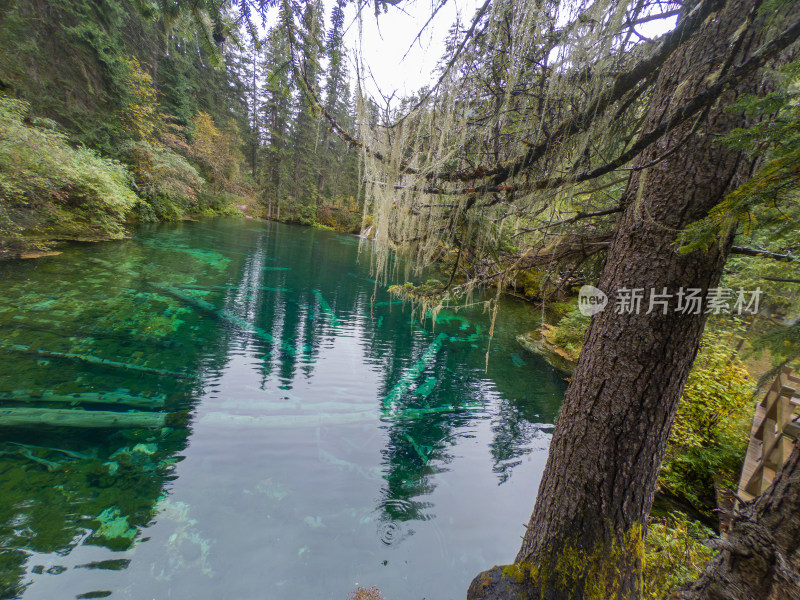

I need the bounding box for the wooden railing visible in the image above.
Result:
[738,366,800,501]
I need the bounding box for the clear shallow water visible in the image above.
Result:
[0,219,566,600]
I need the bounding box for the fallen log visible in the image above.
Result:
[30,346,192,379]
[0,407,169,429]
[383,333,448,411]
[0,389,165,409]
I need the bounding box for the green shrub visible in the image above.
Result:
[548,306,591,360]
[194,191,245,216]
[513,269,544,299]
[119,140,204,221]
[643,514,717,599]
[657,334,754,518]
[0,95,138,252]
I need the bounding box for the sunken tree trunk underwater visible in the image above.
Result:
[468,1,793,598]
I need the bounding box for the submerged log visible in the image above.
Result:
[37,348,192,379]
[383,402,484,419]
[0,389,165,409]
[0,407,168,429]
[312,289,342,328]
[383,333,449,411]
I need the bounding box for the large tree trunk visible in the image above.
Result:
[468,1,781,598]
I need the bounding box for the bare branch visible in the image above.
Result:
[512,206,623,237]
[761,276,800,284]
[731,247,796,261]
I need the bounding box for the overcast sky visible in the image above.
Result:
[336,0,677,103]
[340,0,484,100]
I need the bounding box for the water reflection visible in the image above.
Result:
[0,219,565,600]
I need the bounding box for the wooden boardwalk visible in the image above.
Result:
[737,366,800,501]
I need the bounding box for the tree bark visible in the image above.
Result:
[467,1,787,598]
[674,446,800,600]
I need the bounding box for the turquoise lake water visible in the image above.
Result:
[0,219,566,600]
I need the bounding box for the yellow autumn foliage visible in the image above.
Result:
[118,57,159,141]
[189,111,245,189]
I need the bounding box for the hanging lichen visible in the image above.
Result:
[347,0,680,316]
